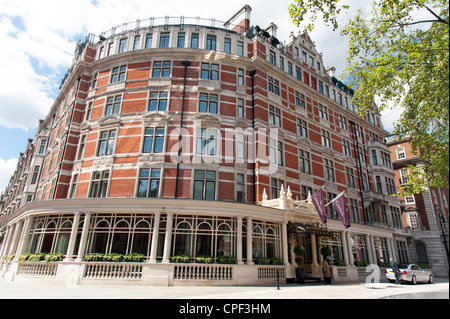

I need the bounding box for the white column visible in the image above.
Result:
[149,211,161,263]
[346,231,354,267]
[281,221,289,265]
[0,225,14,257]
[387,237,394,260]
[9,219,24,256]
[246,217,253,265]
[237,216,243,265]
[75,212,91,262]
[64,212,81,262]
[369,235,377,264]
[162,212,173,264]
[366,234,374,264]
[17,215,34,257]
[341,230,349,266]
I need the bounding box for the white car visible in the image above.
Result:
[385,264,434,284]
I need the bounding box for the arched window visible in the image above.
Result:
[54,220,72,254]
[132,220,151,256]
[92,220,110,254]
[196,222,212,256]
[111,220,130,255]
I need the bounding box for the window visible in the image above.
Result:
[137,168,161,198]
[268,77,280,95]
[405,194,415,204]
[196,128,218,156]
[206,35,216,50]
[324,159,335,182]
[346,167,356,188]
[269,139,283,166]
[143,127,165,153]
[97,130,116,156]
[279,57,284,71]
[237,99,245,119]
[295,67,302,81]
[301,185,312,200]
[376,176,383,194]
[118,38,127,53]
[236,133,245,160]
[159,32,170,48]
[302,51,307,62]
[145,34,153,49]
[288,62,293,76]
[269,106,281,127]
[342,139,351,156]
[199,93,218,114]
[201,63,219,80]
[381,151,392,168]
[237,69,245,85]
[400,168,410,185]
[321,129,331,147]
[236,173,246,203]
[318,81,324,94]
[270,178,284,199]
[350,198,360,223]
[224,38,231,53]
[177,33,185,48]
[372,150,378,165]
[193,170,216,200]
[269,51,276,66]
[339,115,347,130]
[107,43,114,56]
[191,33,199,48]
[309,56,314,67]
[85,102,93,121]
[89,171,109,198]
[237,41,244,56]
[299,150,311,174]
[31,166,40,184]
[38,140,47,154]
[396,147,406,160]
[105,96,122,115]
[318,104,328,120]
[385,177,397,195]
[77,135,87,160]
[69,174,78,198]
[110,65,127,83]
[148,92,168,111]
[133,35,141,50]
[297,119,308,138]
[152,61,171,78]
[391,207,403,229]
[92,73,98,89]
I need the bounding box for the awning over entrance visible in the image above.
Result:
[288,222,334,239]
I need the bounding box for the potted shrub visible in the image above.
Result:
[294,245,306,284]
[320,246,332,259]
[195,255,213,264]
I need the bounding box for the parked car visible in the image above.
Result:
[385,264,433,284]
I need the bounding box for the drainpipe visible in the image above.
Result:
[250,70,257,204]
[174,61,191,199]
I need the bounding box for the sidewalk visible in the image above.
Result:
[0,278,448,299]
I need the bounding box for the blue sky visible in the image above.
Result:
[1,0,403,193]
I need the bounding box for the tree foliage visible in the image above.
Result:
[289,0,449,193]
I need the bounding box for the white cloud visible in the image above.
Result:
[0,158,17,194]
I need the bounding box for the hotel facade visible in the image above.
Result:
[0,5,424,286]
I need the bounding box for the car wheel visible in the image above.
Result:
[428,275,434,284]
[411,275,417,285]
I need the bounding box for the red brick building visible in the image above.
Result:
[1,5,419,285]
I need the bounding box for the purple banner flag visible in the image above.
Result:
[311,188,327,225]
[333,193,351,228]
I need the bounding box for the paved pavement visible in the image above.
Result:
[0,277,448,299]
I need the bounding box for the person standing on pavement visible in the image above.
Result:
[390,257,400,284]
[322,258,332,284]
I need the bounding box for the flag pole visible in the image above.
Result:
[325,190,346,207]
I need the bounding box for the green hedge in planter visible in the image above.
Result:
[271,258,283,265]
[44,253,63,263]
[195,255,213,264]
[84,253,105,262]
[103,253,123,262]
[18,253,31,262]
[354,260,369,267]
[171,255,191,263]
[123,253,145,262]
[28,253,46,262]
[255,257,270,265]
[217,256,237,264]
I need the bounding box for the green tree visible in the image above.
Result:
[289,0,449,193]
